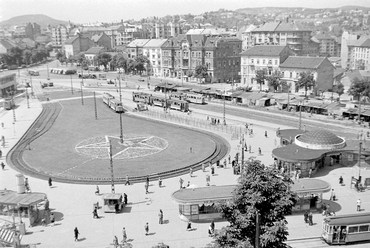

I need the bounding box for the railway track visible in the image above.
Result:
[7,99,228,184]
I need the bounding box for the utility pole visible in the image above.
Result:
[109,140,115,194]
[70,74,74,95]
[26,89,29,108]
[80,82,84,105]
[255,211,260,248]
[223,89,226,125]
[240,134,244,176]
[93,92,97,120]
[119,112,123,143]
[299,100,302,130]
[358,93,362,124]
[358,141,362,183]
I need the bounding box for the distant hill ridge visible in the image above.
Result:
[0,14,69,28]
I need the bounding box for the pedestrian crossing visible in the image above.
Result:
[0,227,22,245]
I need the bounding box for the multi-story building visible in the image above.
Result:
[126,39,150,59]
[64,35,95,58]
[0,72,17,98]
[161,34,242,83]
[237,24,257,51]
[155,22,182,39]
[240,45,295,90]
[279,56,334,95]
[91,33,112,50]
[341,31,362,69]
[51,25,69,51]
[84,47,106,66]
[312,34,340,57]
[347,37,370,71]
[24,23,41,39]
[251,21,314,55]
[0,39,19,55]
[142,39,167,76]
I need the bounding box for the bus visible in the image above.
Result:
[322,212,370,245]
[28,70,39,76]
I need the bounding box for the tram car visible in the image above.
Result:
[102,93,124,113]
[169,92,186,101]
[3,98,14,110]
[167,99,189,112]
[150,95,167,108]
[132,92,151,104]
[322,212,370,245]
[185,93,205,104]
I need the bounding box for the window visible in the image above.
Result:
[263,59,265,64]
[251,59,254,64]
[275,60,278,65]
[348,226,359,233]
[359,225,369,232]
[290,72,293,78]
[257,59,260,64]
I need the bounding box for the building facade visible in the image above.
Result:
[84,47,106,66]
[126,39,150,59]
[279,56,335,95]
[251,21,314,55]
[0,72,17,98]
[312,34,340,57]
[240,45,295,90]
[142,39,168,76]
[64,35,95,58]
[347,37,370,71]
[51,25,69,50]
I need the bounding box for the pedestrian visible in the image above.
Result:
[330,189,336,201]
[179,177,184,189]
[202,163,205,172]
[249,145,251,153]
[187,221,192,231]
[206,174,210,186]
[223,159,227,168]
[308,211,313,226]
[74,227,80,241]
[190,167,193,177]
[190,147,193,153]
[158,177,162,187]
[357,199,361,211]
[113,235,119,247]
[228,155,231,164]
[308,168,312,178]
[122,227,127,243]
[48,177,52,187]
[145,223,149,235]
[0,149,2,159]
[159,209,163,224]
[304,211,308,223]
[265,131,268,138]
[44,198,50,212]
[145,182,149,194]
[258,147,261,155]
[125,175,130,185]
[339,176,343,185]
[124,193,127,205]
[1,162,5,170]
[93,207,99,219]
[50,212,55,226]
[146,175,149,184]
[210,221,215,234]
[187,181,190,187]
[95,185,100,195]
[211,164,215,175]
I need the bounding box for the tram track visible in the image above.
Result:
[7,98,229,184]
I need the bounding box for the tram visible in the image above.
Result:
[185,93,205,104]
[322,212,370,245]
[102,92,124,113]
[3,98,14,110]
[167,99,189,112]
[150,95,167,108]
[132,92,151,104]
[169,92,185,101]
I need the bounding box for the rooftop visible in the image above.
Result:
[279,56,328,69]
[297,130,344,146]
[241,45,288,56]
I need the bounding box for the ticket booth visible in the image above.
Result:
[102,193,123,213]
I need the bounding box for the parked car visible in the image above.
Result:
[48,82,54,87]
[138,78,145,82]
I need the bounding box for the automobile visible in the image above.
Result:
[89,74,97,79]
[41,83,48,88]
[138,78,145,82]
[107,79,114,84]
[48,82,54,87]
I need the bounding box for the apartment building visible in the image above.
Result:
[126,39,151,59]
[51,25,69,50]
[240,45,295,90]
[346,37,370,71]
[64,35,95,58]
[312,34,340,57]
[142,39,167,76]
[155,22,182,39]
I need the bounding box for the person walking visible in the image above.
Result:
[330,189,336,201]
[357,199,361,211]
[228,155,231,164]
[186,221,192,231]
[50,213,55,226]
[158,209,163,224]
[189,167,193,177]
[74,227,80,241]
[304,211,309,223]
[1,162,5,170]
[95,186,100,195]
[125,175,130,185]
[265,131,268,138]
[179,177,184,189]
[122,227,127,243]
[145,223,149,235]
[158,177,162,187]
[258,147,262,155]
[145,182,149,194]
[202,163,205,172]
[48,177,52,187]
[146,176,150,185]
[113,235,119,247]
[223,159,227,168]
[124,193,127,205]
[93,207,99,219]
[206,174,210,186]
[308,211,313,226]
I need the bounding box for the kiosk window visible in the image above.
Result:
[182,205,191,215]
[359,225,369,232]
[348,226,359,233]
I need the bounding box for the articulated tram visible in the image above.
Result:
[102,92,124,113]
[322,212,370,245]
[169,92,205,104]
[132,92,189,112]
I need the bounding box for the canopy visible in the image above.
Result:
[324,212,370,226]
[102,193,122,200]
[0,190,46,207]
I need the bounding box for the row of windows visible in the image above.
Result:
[348,225,370,233]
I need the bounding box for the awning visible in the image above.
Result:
[0,190,47,207]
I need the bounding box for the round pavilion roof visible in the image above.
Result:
[297,130,344,146]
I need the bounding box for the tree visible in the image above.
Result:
[266,71,283,92]
[134,55,150,75]
[255,69,267,91]
[296,71,316,97]
[111,53,127,71]
[332,82,345,101]
[96,52,112,69]
[8,47,23,66]
[212,158,297,248]
[348,77,370,100]
[22,49,32,65]
[194,65,208,79]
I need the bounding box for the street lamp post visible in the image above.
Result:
[46,63,50,80]
[80,82,84,105]
[117,68,124,102]
[26,88,29,108]
[119,112,123,143]
[109,140,115,194]
[299,100,303,130]
[358,93,362,124]
[223,89,227,125]
[70,74,74,95]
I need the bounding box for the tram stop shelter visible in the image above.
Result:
[102,193,123,213]
[0,190,47,228]
[290,179,331,212]
[171,185,234,222]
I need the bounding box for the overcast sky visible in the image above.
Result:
[1,0,370,23]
